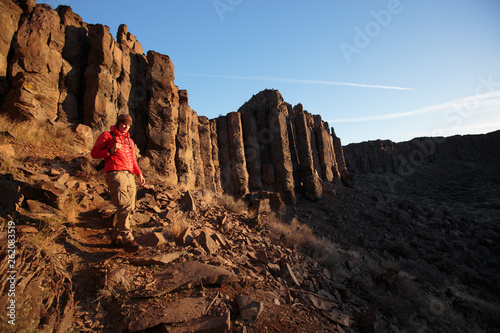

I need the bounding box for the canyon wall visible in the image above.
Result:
[343,130,500,175]
[0,0,350,202]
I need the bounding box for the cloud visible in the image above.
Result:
[329,90,500,123]
[176,72,414,91]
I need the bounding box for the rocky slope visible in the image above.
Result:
[0,0,350,204]
[1,122,499,332]
[1,1,500,332]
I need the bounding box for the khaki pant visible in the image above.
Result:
[106,171,136,240]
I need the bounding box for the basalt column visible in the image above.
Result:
[199,116,217,192]
[210,119,222,193]
[2,4,65,121]
[216,115,234,195]
[241,111,263,191]
[314,115,338,182]
[58,6,90,124]
[293,108,322,201]
[226,112,249,197]
[268,108,296,204]
[331,127,351,182]
[176,90,197,189]
[0,0,23,107]
[145,50,179,185]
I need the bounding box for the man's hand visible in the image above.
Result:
[110,142,122,155]
[139,174,146,186]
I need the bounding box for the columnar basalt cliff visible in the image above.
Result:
[0,0,350,202]
[343,130,500,175]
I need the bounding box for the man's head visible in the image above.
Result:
[116,114,132,133]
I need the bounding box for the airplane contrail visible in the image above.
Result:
[329,90,500,123]
[176,72,414,91]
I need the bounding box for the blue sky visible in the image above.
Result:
[39,0,500,144]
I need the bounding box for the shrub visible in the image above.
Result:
[263,214,343,269]
[217,193,248,213]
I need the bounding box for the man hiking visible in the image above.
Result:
[91,114,145,252]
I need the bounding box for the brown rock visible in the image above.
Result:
[280,262,300,287]
[130,252,186,266]
[20,180,69,210]
[132,260,239,298]
[135,231,167,247]
[251,198,272,214]
[26,199,59,215]
[182,190,196,211]
[177,226,194,247]
[0,173,22,215]
[197,229,220,254]
[165,311,231,333]
[327,309,350,327]
[236,295,263,323]
[128,295,216,332]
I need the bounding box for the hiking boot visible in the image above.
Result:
[111,234,142,252]
[121,238,142,253]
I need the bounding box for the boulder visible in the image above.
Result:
[127,295,217,332]
[236,295,263,323]
[0,173,23,215]
[132,260,239,298]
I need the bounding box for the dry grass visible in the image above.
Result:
[25,216,65,251]
[0,115,77,149]
[263,214,343,270]
[61,194,81,223]
[217,193,248,213]
[163,210,188,240]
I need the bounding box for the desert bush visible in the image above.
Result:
[0,114,77,150]
[61,193,81,223]
[163,210,188,240]
[263,214,342,269]
[216,193,248,213]
[25,217,65,251]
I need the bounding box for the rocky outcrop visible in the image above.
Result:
[343,130,500,175]
[0,0,349,203]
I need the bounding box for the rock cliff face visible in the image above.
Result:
[0,0,350,202]
[343,130,500,175]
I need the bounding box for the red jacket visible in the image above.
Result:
[91,126,142,176]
